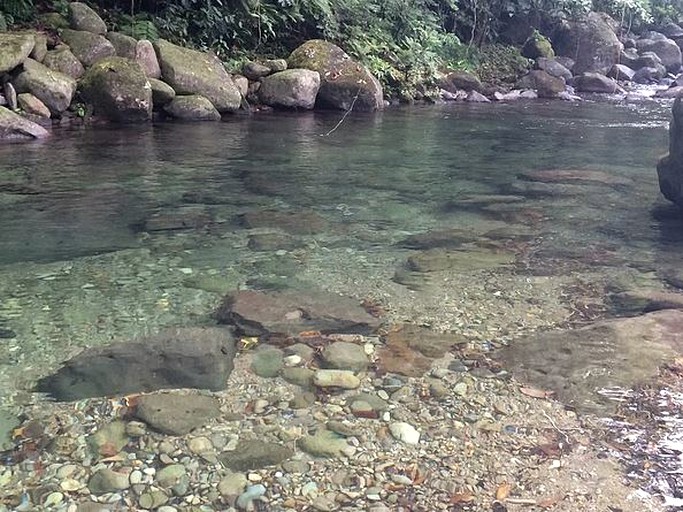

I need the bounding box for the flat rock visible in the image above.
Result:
[36,326,237,400]
[87,420,129,456]
[215,289,380,338]
[12,58,76,115]
[322,341,370,371]
[298,429,349,458]
[240,209,327,234]
[517,169,631,186]
[313,369,360,389]
[406,247,516,273]
[219,440,293,470]
[610,289,683,315]
[88,469,130,494]
[134,393,221,435]
[499,310,683,413]
[0,105,49,140]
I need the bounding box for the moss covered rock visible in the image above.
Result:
[13,58,76,114]
[68,2,107,35]
[0,106,49,140]
[0,33,35,74]
[259,69,320,109]
[553,12,620,74]
[522,31,555,60]
[154,39,240,113]
[516,69,565,98]
[106,32,137,59]
[149,78,175,108]
[164,95,221,121]
[288,39,383,112]
[80,56,152,122]
[43,46,84,79]
[60,28,115,67]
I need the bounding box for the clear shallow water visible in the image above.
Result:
[0,99,679,406]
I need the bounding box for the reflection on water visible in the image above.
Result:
[0,99,679,409]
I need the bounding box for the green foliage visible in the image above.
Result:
[593,0,652,28]
[118,15,159,40]
[0,0,35,25]
[0,12,7,30]
[475,43,530,85]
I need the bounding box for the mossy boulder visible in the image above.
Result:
[522,31,555,60]
[60,28,115,67]
[154,39,240,113]
[288,39,383,112]
[135,40,161,78]
[149,78,175,107]
[80,56,152,122]
[17,93,51,118]
[68,2,107,35]
[106,32,137,59]
[0,105,49,140]
[516,69,565,98]
[164,95,221,121]
[438,70,482,92]
[0,33,35,74]
[28,32,48,62]
[553,12,621,74]
[43,46,85,79]
[259,69,320,109]
[12,58,76,114]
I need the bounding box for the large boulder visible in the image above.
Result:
[258,69,320,109]
[553,12,621,75]
[59,28,116,67]
[0,33,35,74]
[154,39,240,113]
[607,63,635,81]
[35,327,237,401]
[658,97,683,206]
[521,32,554,59]
[0,106,49,140]
[288,39,383,112]
[535,57,572,81]
[163,94,221,121]
[42,46,85,79]
[12,58,77,115]
[574,72,622,93]
[636,36,682,73]
[80,56,152,123]
[106,31,137,59]
[516,69,565,98]
[68,2,107,34]
[135,39,161,78]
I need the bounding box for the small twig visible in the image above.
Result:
[542,410,571,446]
[321,88,361,137]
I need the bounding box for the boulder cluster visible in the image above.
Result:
[440,12,683,101]
[0,2,383,140]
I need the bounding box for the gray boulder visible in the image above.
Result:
[164,95,221,121]
[574,72,622,93]
[659,97,683,206]
[12,58,77,114]
[135,394,221,435]
[68,1,107,34]
[79,56,152,123]
[135,39,160,78]
[635,51,663,69]
[17,92,50,118]
[656,86,683,98]
[0,106,49,140]
[42,46,85,79]
[106,31,137,58]
[657,22,683,39]
[288,39,383,112]
[60,28,116,67]
[516,69,565,98]
[521,32,554,59]
[149,77,175,107]
[258,69,320,109]
[636,36,682,73]
[0,33,34,74]
[535,57,572,81]
[439,70,482,92]
[620,47,639,68]
[242,61,271,80]
[28,32,48,62]
[35,326,237,400]
[607,64,635,81]
[553,12,621,74]
[633,66,665,84]
[154,39,241,113]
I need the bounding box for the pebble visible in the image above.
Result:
[129,470,143,485]
[389,422,421,445]
[301,481,319,497]
[88,468,131,494]
[283,354,302,367]
[187,436,213,455]
[313,369,360,389]
[454,382,468,396]
[322,342,370,371]
[43,491,63,507]
[218,472,248,497]
[60,478,84,491]
[236,484,267,510]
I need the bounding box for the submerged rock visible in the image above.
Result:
[215,289,380,338]
[499,310,683,413]
[134,393,221,435]
[36,326,237,400]
[219,440,293,470]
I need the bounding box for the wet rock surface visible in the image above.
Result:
[134,393,221,435]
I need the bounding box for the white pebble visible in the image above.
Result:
[389,422,420,445]
[129,470,143,485]
[283,354,302,367]
[247,473,262,482]
[364,343,375,355]
[43,492,64,507]
[143,467,156,476]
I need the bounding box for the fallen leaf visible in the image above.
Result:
[496,482,512,500]
[520,387,555,399]
[450,492,475,504]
